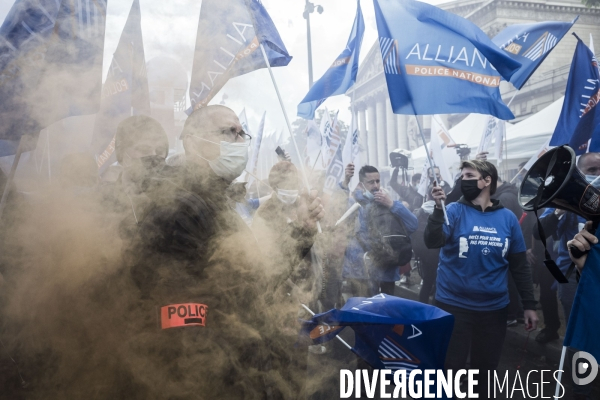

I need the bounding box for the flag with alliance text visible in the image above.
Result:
[373,0,521,120]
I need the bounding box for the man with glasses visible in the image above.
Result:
[125,105,324,398]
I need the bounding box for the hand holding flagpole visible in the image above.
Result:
[414,116,449,225]
[259,43,322,233]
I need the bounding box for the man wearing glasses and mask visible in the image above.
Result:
[125,105,324,398]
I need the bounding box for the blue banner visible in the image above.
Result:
[188,0,291,112]
[564,244,600,363]
[0,0,107,154]
[373,0,521,120]
[550,36,600,154]
[297,0,365,120]
[89,0,150,173]
[492,18,578,90]
[301,294,454,397]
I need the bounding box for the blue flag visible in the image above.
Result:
[90,0,150,173]
[297,1,365,120]
[188,0,291,112]
[373,0,521,120]
[550,36,600,154]
[0,0,107,155]
[301,294,454,394]
[563,244,600,362]
[492,18,578,90]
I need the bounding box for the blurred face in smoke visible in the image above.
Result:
[183,106,250,183]
[269,162,299,205]
[116,115,169,194]
[121,136,168,193]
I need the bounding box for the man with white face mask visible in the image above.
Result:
[252,161,324,279]
[124,105,323,398]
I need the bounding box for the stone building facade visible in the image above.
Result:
[350,0,600,168]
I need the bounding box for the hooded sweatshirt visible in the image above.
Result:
[424,197,535,311]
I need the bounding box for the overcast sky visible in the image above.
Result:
[0,0,449,138]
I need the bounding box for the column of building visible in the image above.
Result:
[375,92,387,168]
[386,97,397,155]
[366,98,377,166]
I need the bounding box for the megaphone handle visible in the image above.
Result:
[569,220,599,259]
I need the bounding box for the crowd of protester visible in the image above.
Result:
[0,105,595,399]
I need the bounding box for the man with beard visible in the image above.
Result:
[126,105,324,399]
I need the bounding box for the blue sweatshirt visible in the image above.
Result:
[424,198,533,311]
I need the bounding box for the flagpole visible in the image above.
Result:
[0,136,26,222]
[46,129,51,184]
[301,303,352,350]
[554,346,567,400]
[308,150,322,182]
[503,90,519,181]
[414,115,449,225]
[259,43,322,233]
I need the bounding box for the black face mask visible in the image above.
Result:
[461,179,483,201]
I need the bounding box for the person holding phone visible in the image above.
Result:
[424,159,538,396]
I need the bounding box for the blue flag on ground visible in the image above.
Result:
[301,294,454,396]
[492,18,578,90]
[89,0,150,174]
[188,0,291,112]
[563,244,600,362]
[550,36,600,154]
[297,0,365,120]
[373,0,521,120]
[0,0,107,156]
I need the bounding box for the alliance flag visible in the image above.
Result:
[492,18,578,89]
[373,0,521,120]
[188,0,291,113]
[0,0,107,155]
[297,0,365,119]
[301,294,454,398]
[550,35,600,154]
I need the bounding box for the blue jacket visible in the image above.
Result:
[539,208,585,273]
[342,188,418,282]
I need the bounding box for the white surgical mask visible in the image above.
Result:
[585,175,600,189]
[277,188,298,205]
[194,138,249,182]
[363,190,374,201]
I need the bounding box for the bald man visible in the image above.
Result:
[125,105,323,398]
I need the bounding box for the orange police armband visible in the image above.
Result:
[160,303,208,330]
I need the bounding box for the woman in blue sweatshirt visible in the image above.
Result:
[424,160,538,396]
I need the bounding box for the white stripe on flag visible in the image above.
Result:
[381,339,411,359]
